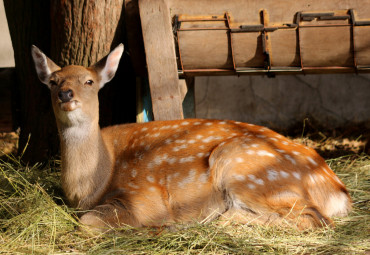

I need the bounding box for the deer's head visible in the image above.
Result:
[31,44,124,126]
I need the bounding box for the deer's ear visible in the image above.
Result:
[31,45,61,88]
[92,44,124,89]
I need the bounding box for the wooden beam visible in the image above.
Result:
[139,0,184,120]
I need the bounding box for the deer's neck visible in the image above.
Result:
[58,118,113,210]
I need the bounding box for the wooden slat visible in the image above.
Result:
[300,26,352,67]
[139,0,184,120]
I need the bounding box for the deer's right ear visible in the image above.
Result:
[92,44,124,89]
[31,45,61,88]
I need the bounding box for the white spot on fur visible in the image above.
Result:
[233,174,246,181]
[292,151,301,156]
[197,152,205,158]
[247,183,256,189]
[235,157,244,163]
[267,169,279,181]
[248,174,256,181]
[178,169,196,188]
[275,149,285,154]
[205,122,213,126]
[246,150,255,155]
[309,174,315,183]
[131,169,137,178]
[307,156,318,166]
[173,144,188,152]
[280,170,289,178]
[254,178,264,185]
[198,173,209,183]
[128,182,139,189]
[292,172,301,180]
[165,157,177,165]
[256,134,266,138]
[219,121,226,124]
[202,136,215,143]
[164,138,172,144]
[141,127,148,131]
[193,122,201,125]
[181,121,190,125]
[257,150,276,157]
[282,141,289,145]
[188,139,196,144]
[269,137,278,142]
[149,187,156,192]
[146,175,155,183]
[284,154,297,165]
[179,156,195,163]
[196,134,203,140]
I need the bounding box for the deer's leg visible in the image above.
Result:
[210,137,335,230]
[220,187,333,229]
[79,200,140,232]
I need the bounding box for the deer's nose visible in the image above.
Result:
[58,89,74,103]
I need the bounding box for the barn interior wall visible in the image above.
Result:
[195,74,370,132]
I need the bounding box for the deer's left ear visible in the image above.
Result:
[92,44,124,89]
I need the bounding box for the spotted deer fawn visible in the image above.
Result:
[31,44,351,231]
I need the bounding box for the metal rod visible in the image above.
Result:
[225,12,237,71]
[178,18,227,22]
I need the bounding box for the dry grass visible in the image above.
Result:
[0,134,369,254]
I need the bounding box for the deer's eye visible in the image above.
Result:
[49,80,57,86]
[85,80,94,86]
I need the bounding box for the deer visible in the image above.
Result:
[31,44,352,231]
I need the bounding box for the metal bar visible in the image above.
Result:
[301,12,334,17]
[178,28,229,31]
[355,20,370,26]
[302,66,355,70]
[349,9,358,72]
[225,12,237,71]
[178,18,227,22]
[299,24,351,28]
[319,15,350,20]
[176,32,185,74]
[296,13,304,72]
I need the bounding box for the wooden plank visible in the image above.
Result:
[300,26,352,67]
[139,0,184,120]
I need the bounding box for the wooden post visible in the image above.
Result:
[139,0,184,120]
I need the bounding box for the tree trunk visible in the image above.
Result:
[4,0,136,164]
[50,0,136,128]
[4,0,59,164]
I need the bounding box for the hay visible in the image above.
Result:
[0,151,369,254]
